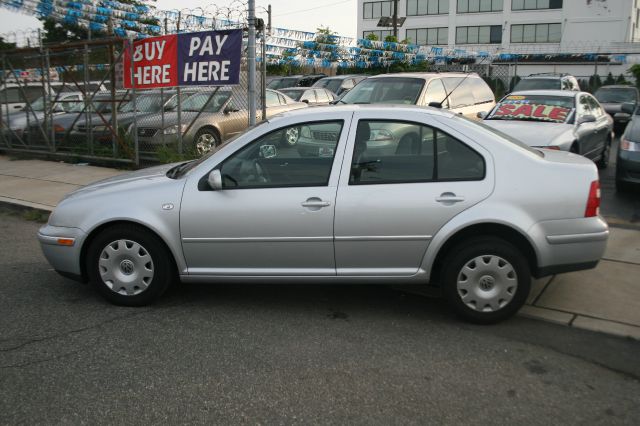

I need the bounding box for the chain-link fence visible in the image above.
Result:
[1,33,264,166]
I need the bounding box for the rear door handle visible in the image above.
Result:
[435,192,465,203]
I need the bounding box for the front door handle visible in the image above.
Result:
[301,197,331,209]
[435,192,465,203]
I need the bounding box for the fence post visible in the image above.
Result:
[129,37,139,166]
[39,29,47,150]
[84,42,93,155]
[45,49,54,152]
[0,55,6,149]
[261,28,267,120]
[176,13,183,155]
[248,0,257,126]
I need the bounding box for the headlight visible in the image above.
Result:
[163,124,186,135]
[620,137,640,152]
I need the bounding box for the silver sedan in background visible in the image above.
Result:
[482,90,614,168]
[38,105,608,324]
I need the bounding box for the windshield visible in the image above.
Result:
[339,77,424,105]
[278,89,303,101]
[181,91,232,112]
[594,88,637,103]
[513,78,561,91]
[315,79,342,93]
[266,78,284,89]
[120,94,167,113]
[486,94,575,124]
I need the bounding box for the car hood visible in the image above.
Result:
[482,120,573,146]
[63,163,178,200]
[134,111,206,128]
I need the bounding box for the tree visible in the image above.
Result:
[0,36,16,51]
[615,74,628,85]
[603,72,615,85]
[384,35,398,43]
[628,64,640,89]
[365,33,379,41]
[315,26,337,45]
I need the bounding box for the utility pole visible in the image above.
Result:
[248,0,257,126]
[392,0,398,39]
[268,4,272,35]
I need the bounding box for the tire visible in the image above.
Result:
[87,224,175,306]
[282,126,300,147]
[193,128,221,156]
[441,237,531,324]
[596,139,611,169]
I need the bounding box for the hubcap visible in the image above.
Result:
[98,239,154,296]
[285,127,299,146]
[456,255,518,313]
[196,133,216,155]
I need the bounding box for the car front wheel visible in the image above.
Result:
[87,224,174,306]
[194,128,221,155]
[442,237,531,324]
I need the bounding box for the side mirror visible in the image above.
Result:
[224,105,238,114]
[301,99,309,104]
[577,114,596,125]
[207,169,223,190]
[477,111,488,119]
[621,102,636,114]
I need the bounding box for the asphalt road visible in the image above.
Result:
[1,213,639,424]
[599,137,640,226]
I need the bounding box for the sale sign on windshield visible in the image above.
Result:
[123,29,242,89]
[488,95,574,123]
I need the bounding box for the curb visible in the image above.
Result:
[0,198,53,218]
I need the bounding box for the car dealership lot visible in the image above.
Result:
[1,213,640,424]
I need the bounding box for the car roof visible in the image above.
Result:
[368,72,478,80]
[270,103,457,120]
[596,85,638,90]
[278,87,312,91]
[507,90,580,98]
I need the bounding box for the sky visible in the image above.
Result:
[0,0,357,44]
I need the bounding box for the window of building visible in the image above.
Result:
[457,0,503,13]
[510,23,561,43]
[456,25,502,44]
[405,27,448,45]
[407,0,449,16]
[512,0,562,10]
[363,30,393,40]
[363,1,394,19]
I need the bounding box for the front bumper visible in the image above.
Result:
[529,216,609,278]
[38,224,88,282]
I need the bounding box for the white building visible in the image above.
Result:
[358,0,640,52]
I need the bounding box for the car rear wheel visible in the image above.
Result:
[442,237,531,324]
[87,224,174,306]
[194,128,220,155]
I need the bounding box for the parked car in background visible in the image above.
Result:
[277,87,337,105]
[134,88,307,155]
[482,91,613,168]
[512,73,580,92]
[266,74,327,90]
[336,72,495,119]
[0,81,106,112]
[594,85,639,134]
[617,102,640,192]
[313,75,367,97]
[38,105,608,324]
[2,91,85,142]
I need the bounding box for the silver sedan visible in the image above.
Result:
[482,90,614,169]
[38,105,609,323]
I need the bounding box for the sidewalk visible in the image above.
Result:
[1,154,639,339]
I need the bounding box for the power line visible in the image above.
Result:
[272,0,352,17]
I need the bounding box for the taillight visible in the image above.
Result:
[584,180,600,218]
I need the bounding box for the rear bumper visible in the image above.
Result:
[529,217,609,278]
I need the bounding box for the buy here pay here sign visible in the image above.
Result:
[123,29,242,89]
